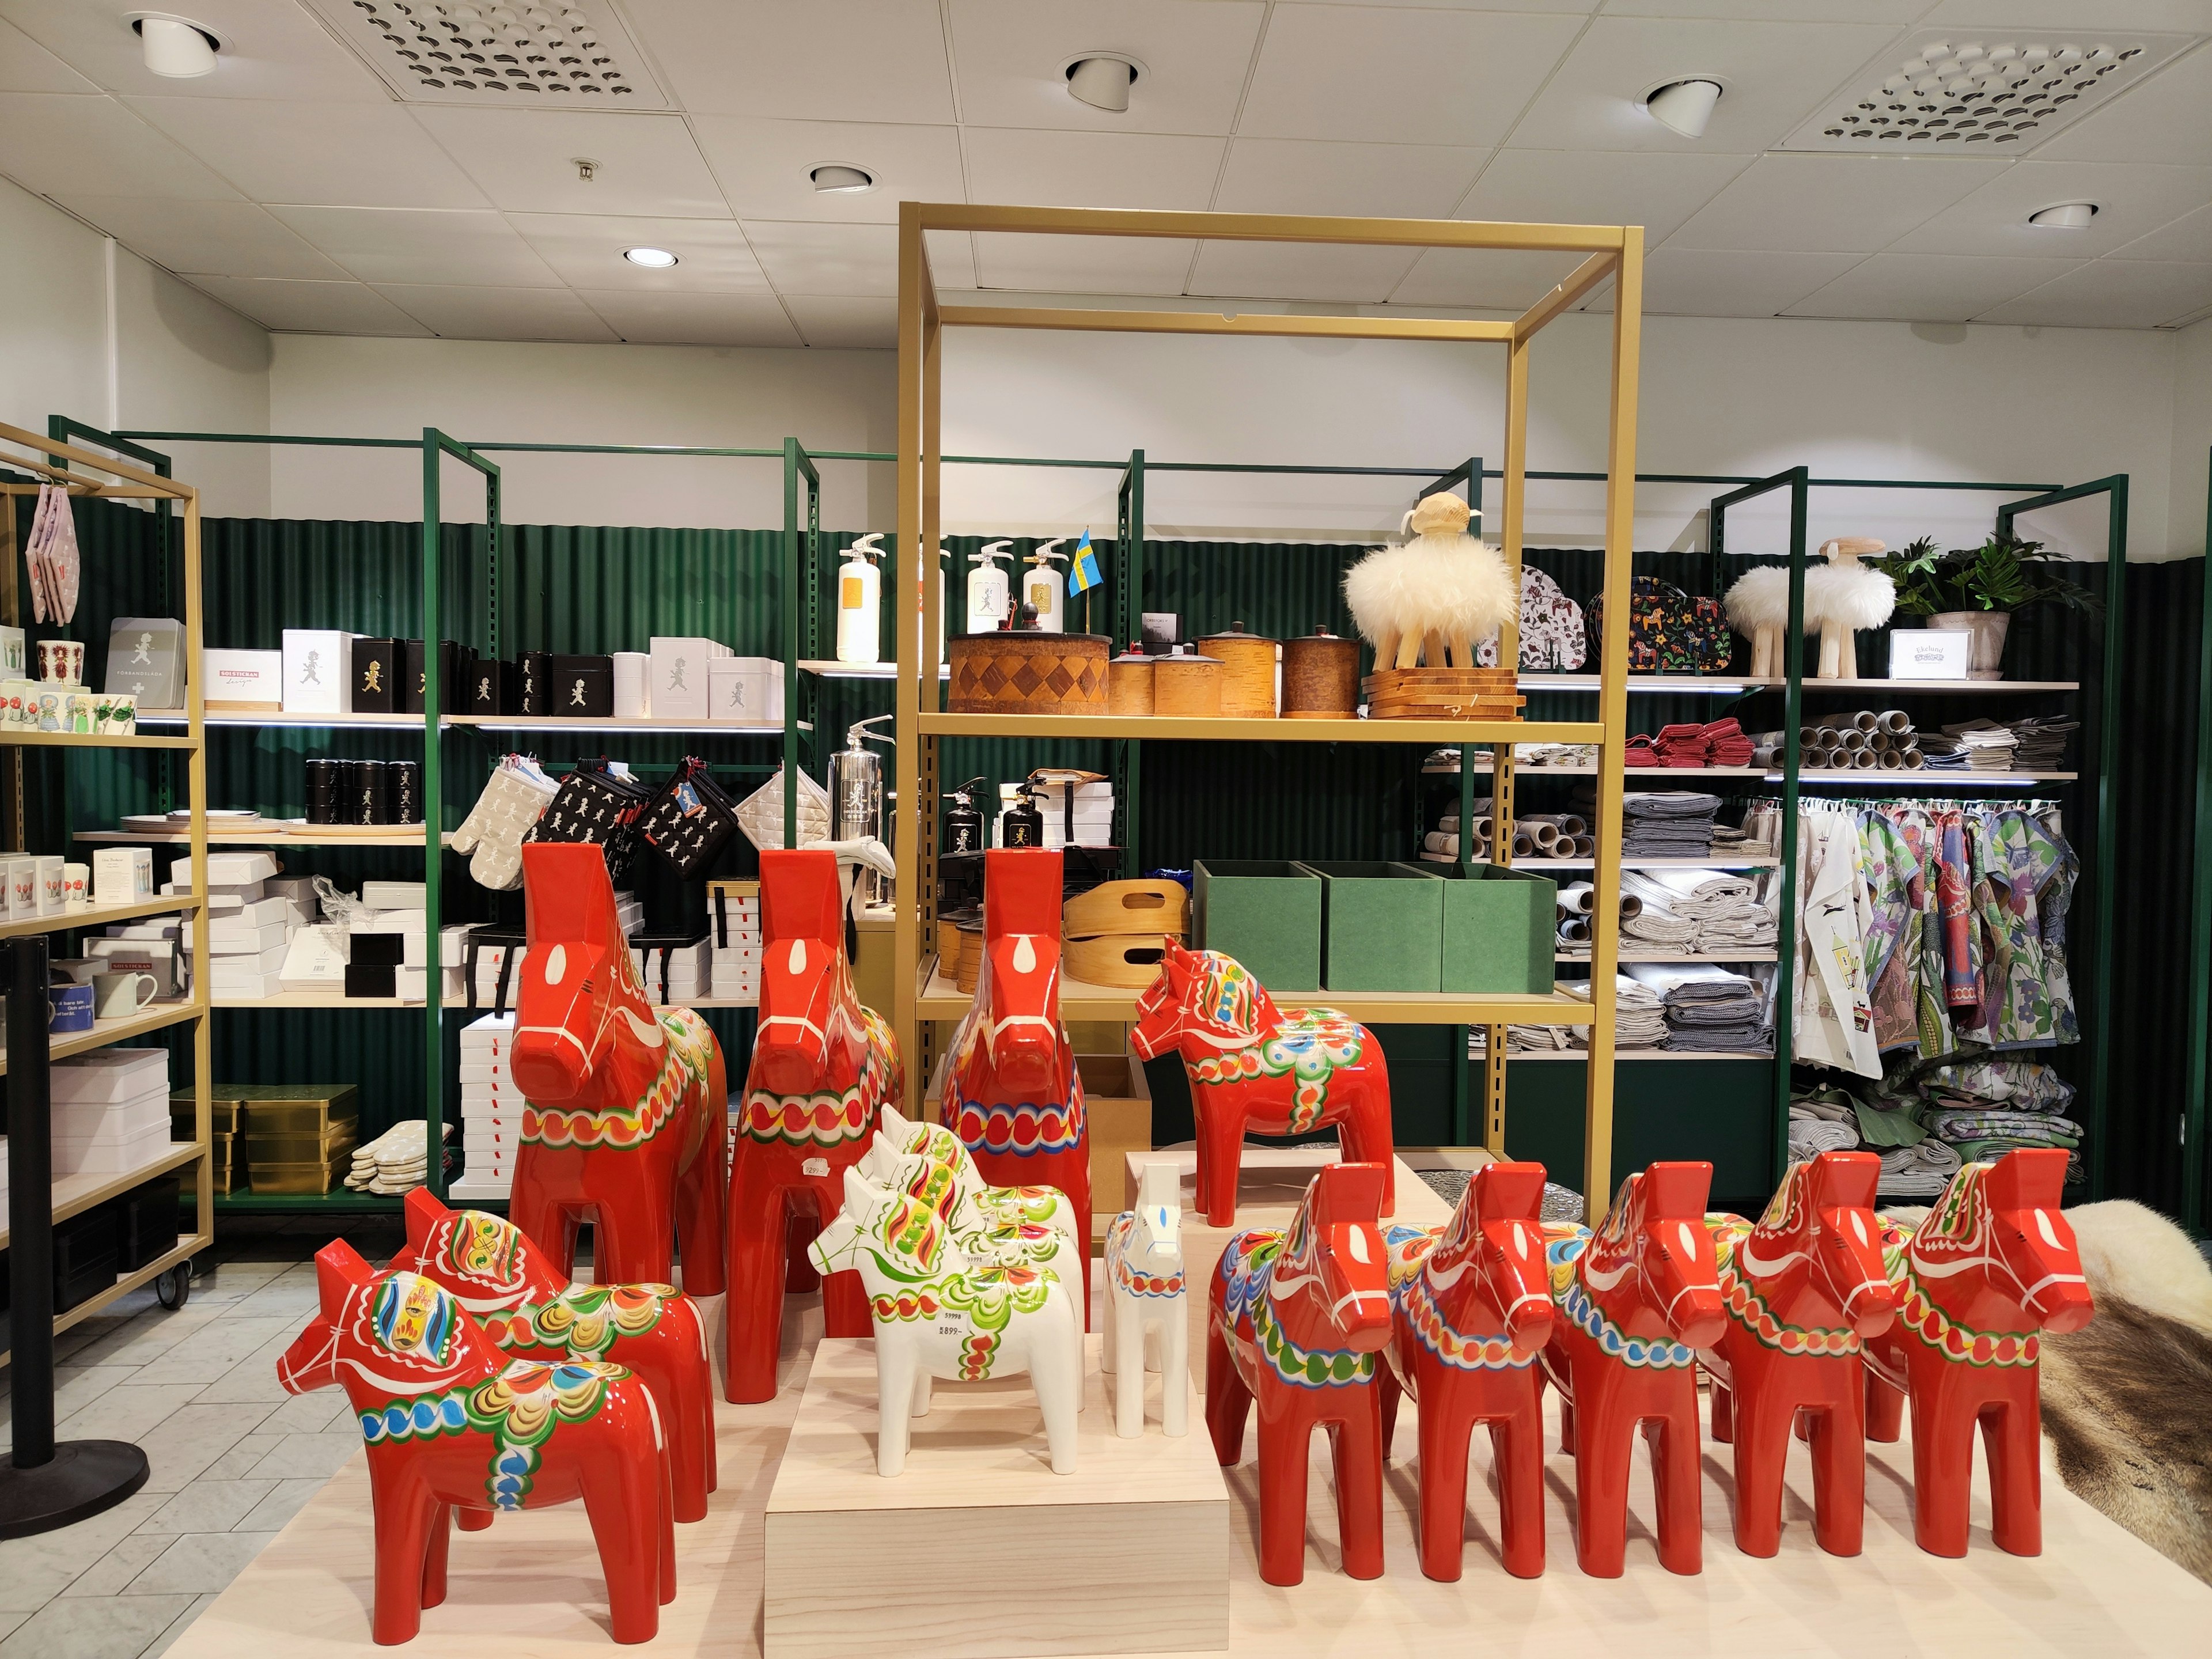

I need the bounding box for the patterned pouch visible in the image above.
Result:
[638,756,741,881]
[523,758,653,882]
[1479,566,1586,671]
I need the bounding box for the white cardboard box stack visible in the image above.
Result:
[632,939,709,1005]
[468,891,643,1008]
[710,886,761,1004]
[450,1013,519,1203]
[160,851,321,1002]
[996,778,1115,850]
[51,1049,172,1177]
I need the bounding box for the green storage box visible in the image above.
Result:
[1192,860,1323,993]
[1297,861,1445,993]
[1436,863,1558,993]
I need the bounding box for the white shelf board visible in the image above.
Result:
[138,710,436,731]
[801,660,948,680]
[1468,1048,1774,1062]
[0,895,203,941]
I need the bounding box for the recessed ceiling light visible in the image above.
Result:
[2028,202,2099,229]
[1644,79,1723,138]
[130,14,219,78]
[809,164,875,194]
[1065,54,1141,113]
[623,247,677,268]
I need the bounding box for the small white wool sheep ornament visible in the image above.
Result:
[1723,537,1895,679]
[1343,493,1517,670]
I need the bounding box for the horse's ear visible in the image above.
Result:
[762,849,843,947]
[1474,1160,1546,1222]
[1137,1159,1180,1210]
[1984,1147,2067,1213]
[1640,1161,1713,1221]
[1309,1160,1387,1228]
[1808,1149,1880,1212]
[317,1239,373,1323]
[403,1185,446,1251]
[522,842,623,951]
[842,1163,885,1215]
[984,848,1062,938]
[879,1104,911,1142]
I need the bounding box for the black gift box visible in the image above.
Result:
[345,963,397,999]
[499,659,522,715]
[391,760,423,825]
[55,1206,119,1313]
[350,933,404,968]
[351,637,402,713]
[347,759,387,825]
[403,640,472,715]
[468,658,506,717]
[518,652,552,717]
[305,757,343,825]
[549,654,615,719]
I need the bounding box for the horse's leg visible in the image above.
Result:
[1255,1399,1314,1586]
[1569,1374,1633,1577]
[1414,1372,1471,1582]
[456,1506,493,1533]
[1710,1376,1734,1443]
[643,1337,711,1522]
[1865,1366,1904,1442]
[581,1437,665,1643]
[593,1143,675,1286]
[1907,1371,1974,1558]
[1204,1315,1251,1467]
[1494,1385,1548,1581]
[673,1060,729,1298]
[724,1162,789,1404]
[1196,1088,1248,1229]
[366,1463,436,1645]
[1650,1385,1706,1575]
[1158,1307,1190,1438]
[1810,1385,1867,1558]
[1030,1306,1082,1475]
[1986,1389,2044,1558]
[1376,1363,1402,1459]
[910,1370,932,1420]
[509,1156,569,1281]
[1110,1287,1143,1438]
[654,1435,678,1604]
[1728,1368,1786,1559]
[1336,1075,1397,1217]
[420,1503,451,1610]
[874,1337,918,1478]
[1333,1395,1386,1580]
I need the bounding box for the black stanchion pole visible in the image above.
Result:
[0,935,150,1538]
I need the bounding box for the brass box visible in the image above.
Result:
[249,1160,342,1196]
[173,1089,244,1137]
[236,1084,360,1135]
[247,1127,357,1165]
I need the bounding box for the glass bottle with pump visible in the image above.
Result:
[835,532,885,664]
[965,540,1012,634]
[828,713,895,904]
[1024,539,1069,634]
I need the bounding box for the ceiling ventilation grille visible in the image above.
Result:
[1779,31,2194,153]
[310,0,670,108]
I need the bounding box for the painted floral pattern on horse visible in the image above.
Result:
[1709,1215,1863,1357]
[739,1005,899,1146]
[870,1263,1058,1380]
[1543,1224,1697,1370]
[946,1005,1086,1154]
[1877,1180,2043,1368]
[1106,1215,1184,1297]
[1382,1223,1532,1372]
[525,1006,715,1149]
[1190,1007,1365,1134]
[1219,1223,1377,1389]
[517,1283,676,1360]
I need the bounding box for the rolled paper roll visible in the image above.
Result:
[1878,748,1904,769]
[1524,819,1561,850]
[1870,730,1895,752]
[1423,830,1454,854]
[1750,730,1789,747]
[1902,747,1925,768]
[1560,881,1597,914]
[1618,892,1643,920]
[1797,726,1820,748]
[1558,916,1592,944]
[1815,725,1843,746]
[1571,834,1596,857]
[1839,728,1870,752]
[1851,747,1877,770]
[1512,828,1539,859]
[1847,710,1880,732]
[1558,814,1588,838]
[1878,709,1912,735]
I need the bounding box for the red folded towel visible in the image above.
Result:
[1624,734,1661,768]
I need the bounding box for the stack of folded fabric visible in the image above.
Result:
[1878,1138,1964,1198]
[1703,718,1755,766]
[343,1119,450,1196]
[1626,869,1778,955]
[1624,963,1771,1053]
[1653,719,1756,768]
[1911,1058,2085,1165]
[1624,734,1661,768]
[1619,892,1698,955]
[2007,715,2078,771]
[1913,730,1971,771]
[1652,723,1710,767]
[1709,820,1767,853]
[1468,1024,1579,1055]
[1940,718,2020,771]
[1788,1087,1861,1164]
[1578,975,1670,1048]
[1616,791,1722,856]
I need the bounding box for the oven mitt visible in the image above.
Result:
[22,483,56,624]
[452,753,559,891]
[43,480,79,624]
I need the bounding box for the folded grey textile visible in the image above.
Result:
[1880,1138,1964,1197]
[1788,1109,1860,1160]
[1626,963,1763,1005]
[1666,1021,1773,1053]
[1926,1111,2086,1143]
[1551,977,1669,1048]
[1621,791,1724,819]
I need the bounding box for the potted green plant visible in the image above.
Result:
[1873,533,2101,680]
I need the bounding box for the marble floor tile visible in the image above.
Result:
[231,1478,327,1536]
[0,1592,197,1659]
[237,1431,361,1481]
[134,1480,278,1537]
[123,1532,279,1597]
[54,1308,215,1373]
[127,1320,294,1389]
[0,1493,168,1612]
[141,1593,220,1659]
[56,1536,175,1601]
[137,1402,280,1495]
[192,1432,285,1484]
[52,1385,207,1444]
[255,1391,347,1435]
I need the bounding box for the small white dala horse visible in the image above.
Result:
[1102,1160,1189,1438]
[809,1165,1084,1476]
[867,1105,1084,1260]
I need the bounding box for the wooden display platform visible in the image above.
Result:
[764,1335,1226,1659]
[1127,1146,1451,1393]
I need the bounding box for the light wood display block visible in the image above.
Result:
[1124,1146,1449,1393]
[765,1334,1227,1659]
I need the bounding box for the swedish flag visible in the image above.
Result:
[1068,529,1103,594]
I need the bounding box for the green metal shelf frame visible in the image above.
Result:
[2191,449,2212,1235]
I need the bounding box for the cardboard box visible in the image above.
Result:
[1076,1052,1152,1220]
[350,637,402,713]
[708,656,783,724]
[1300,861,1445,993]
[93,847,153,905]
[1437,862,1558,994]
[203,648,283,710]
[282,629,358,714]
[1192,859,1322,993]
[650,636,727,722]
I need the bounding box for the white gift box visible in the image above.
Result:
[396,964,465,1003]
[206,919,288,956]
[51,1049,169,1104]
[281,925,347,990]
[612,651,650,718]
[362,880,428,910]
[708,656,784,725]
[209,968,284,1001]
[93,847,153,904]
[283,629,359,714]
[209,942,288,975]
[204,850,281,887]
[647,637,729,722]
[204,648,283,710]
[54,1118,172,1175]
[1888,629,1973,681]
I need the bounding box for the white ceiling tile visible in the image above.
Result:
[691,117,964,225]
[1583,248,1865,315]
[2032,40,2212,165]
[1666,153,2009,252]
[971,231,1197,295]
[268,207,565,289]
[1389,246,1589,309]
[1888,160,2212,256]
[182,276,428,335]
[574,290,804,347]
[962,128,1224,211]
[744,221,901,297]
[783,296,898,349]
[1213,138,1488,217]
[54,196,346,281]
[1281,1,1597,10]
[0,93,241,198]
[1600,1,1923,16]
[925,228,981,290]
[1783,252,2090,321]
[1972,258,2212,327]
[946,0,1266,137]
[126,96,486,209]
[408,108,727,217]
[1458,149,1755,244]
[1917,0,2212,28]
[621,0,955,122]
[0,14,93,93]
[374,283,620,343]
[1509,17,1909,154]
[0,0,391,101]
[1187,241,1423,302]
[1238,7,1584,146]
[507,214,769,291]
[2111,201,2212,262]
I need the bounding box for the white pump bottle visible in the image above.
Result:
[835,532,886,664]
[1024,539,1069,634]
[967,540,1012,634]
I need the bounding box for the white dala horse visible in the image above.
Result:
[1102,1160,1189,1438]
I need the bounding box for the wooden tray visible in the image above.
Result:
[1062,878,1188,940]
[1062,932,1173,987]
[1363,666,1524,721]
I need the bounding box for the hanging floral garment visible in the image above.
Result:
[1794,809,1881,1077]
[1858,809,1924,1054]
[1931,809,1981,1012]
[1968,806,2079,1048]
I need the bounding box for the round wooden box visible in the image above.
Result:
[948,631,1110,715]
[1197,622,1278,718]
[1107,652,1154,716]
[1152,652,1222,717]
[1282,629,1360,718]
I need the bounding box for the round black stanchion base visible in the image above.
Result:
[0,1441,151,1539]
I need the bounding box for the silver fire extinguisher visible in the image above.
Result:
[829,713,895,907]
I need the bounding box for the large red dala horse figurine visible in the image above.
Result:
[1376,1160,1554,1581]
[399,1187,717,1524]
[1540,1161,1726,1577]
[1206,1161,1395,1585]
[1865,1148,2093,1558]
[941,849,1092,1317]
[726,847,902,1402]
[1701,1150,1897,1558]
[1132,941,1393,1228]
[276,1240,673,1645]
[509,843,728,1294]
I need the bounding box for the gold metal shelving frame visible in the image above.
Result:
[889,204,1641,1213]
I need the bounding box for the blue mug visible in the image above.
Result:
[48,980,94,1033]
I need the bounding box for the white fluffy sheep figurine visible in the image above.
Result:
[1344,493,1516,671]
[1723,537,1895,680]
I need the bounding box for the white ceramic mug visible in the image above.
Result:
[36,854,64,915]
[37,638,85,685]
[92,971,159,1018]
[4,857,36,921]
[62,862,89,910]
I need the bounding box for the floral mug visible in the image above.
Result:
[37,638,85,685]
